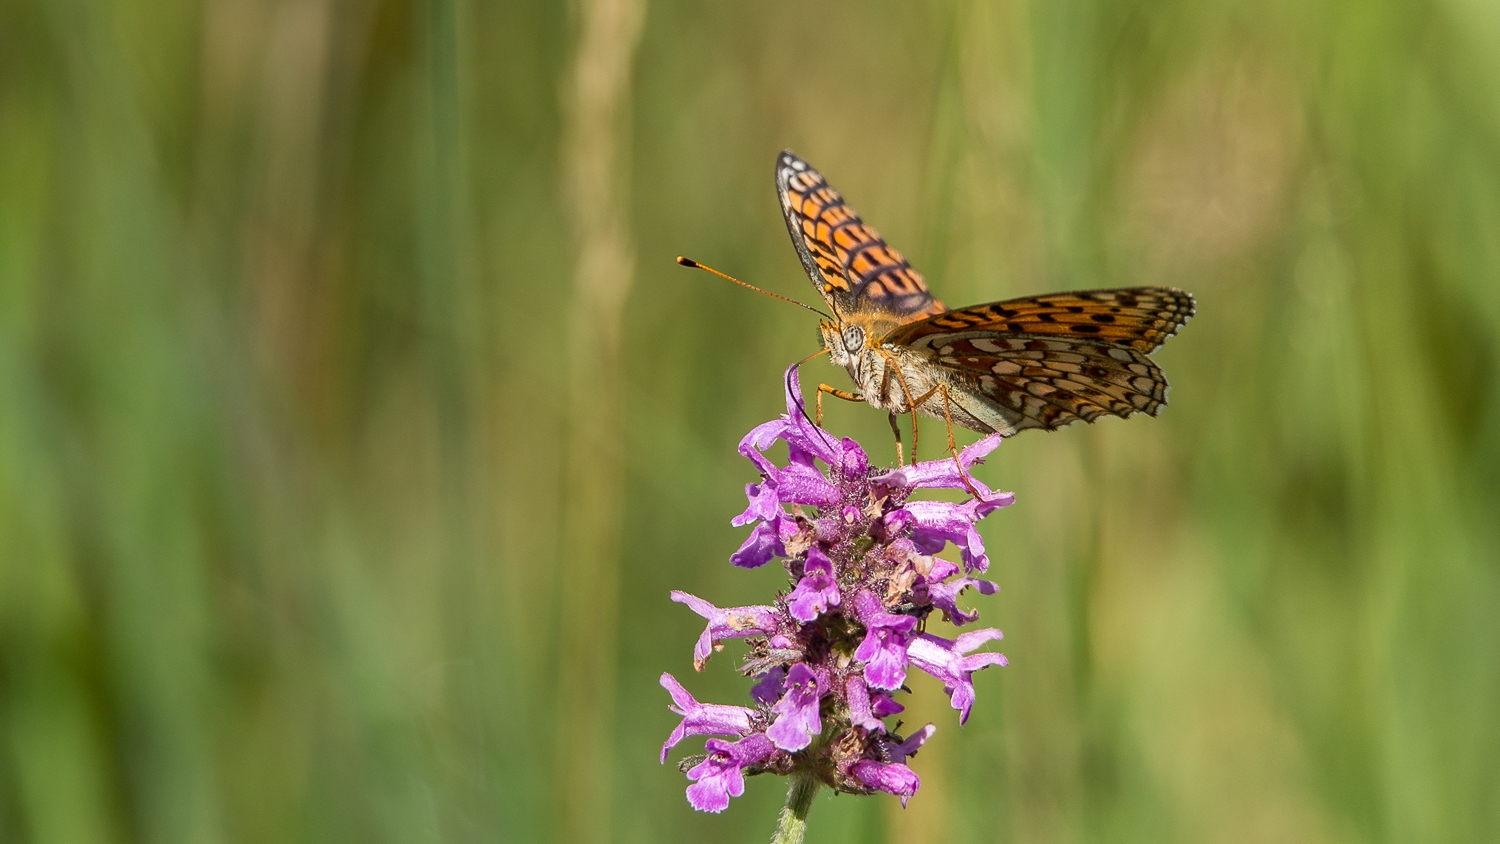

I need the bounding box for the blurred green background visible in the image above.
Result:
[2,0,1498,842]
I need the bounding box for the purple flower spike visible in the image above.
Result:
[659,673,757,762]
[906,629,1008,724]
[767,663,825,751]
[659,363,1015,813]
[686,734,776,813]
[788,546,841,622]
[671,592,779,670]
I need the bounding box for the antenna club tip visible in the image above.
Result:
[676,256,698,267]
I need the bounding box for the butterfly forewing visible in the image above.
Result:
[888,288,1194,353]
[776,151,944,321]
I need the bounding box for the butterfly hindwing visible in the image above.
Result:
[931,334,1172,434]
[776,151,944,321]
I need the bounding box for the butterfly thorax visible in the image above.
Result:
[821,318,945,418]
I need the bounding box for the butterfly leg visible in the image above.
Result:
[815,384,862,427]
[883,375,987,499]
[900,386,945,462]
[877,356,921,465]
[936,384,987,500]
[878,352,941,465]
[887,412,905,467]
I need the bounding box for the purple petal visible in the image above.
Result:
[671,592,778,669]
[685,756,742,813]
[953,627,1005,655]
[787,546,841,622]
[846,676,884,732]
[850,592,917,689]
[684,734,775,813]
[911,531,946,555]
[839,438,868,477]
[927,558,960,581]
[851,590,911,628]
[905,500,997,572]
[731,481,782,527]
[856,625,911,691]
[875,508,915,540]
[767,663,825,751]
[738,419,788,478]
[893,724,936,761]
[851,760,921,806]
[905,631,1007,724]
[871,692,904,718]
[780,366,841,466]
[776,461,840,506]
[872,433,1004,492]
[659,674,756,762]
[926,575,998,626]
[730,519,785,568]
[751,666,787,705]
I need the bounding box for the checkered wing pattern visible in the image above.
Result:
[776,151,945,322]
[887,289,1195,432]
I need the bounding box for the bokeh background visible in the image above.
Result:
[3,0,1498,842]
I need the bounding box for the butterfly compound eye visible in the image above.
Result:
[841,326,866,353]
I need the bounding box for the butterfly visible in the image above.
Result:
[774,150,1193,450]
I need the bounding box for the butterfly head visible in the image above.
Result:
[819,320,868,368]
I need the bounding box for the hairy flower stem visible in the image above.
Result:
[770,771,819,844]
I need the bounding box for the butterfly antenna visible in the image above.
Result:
[676,257,832,320]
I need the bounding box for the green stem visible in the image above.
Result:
[769,771,819,844]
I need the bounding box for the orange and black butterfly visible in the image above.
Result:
[772,150,1193,442]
